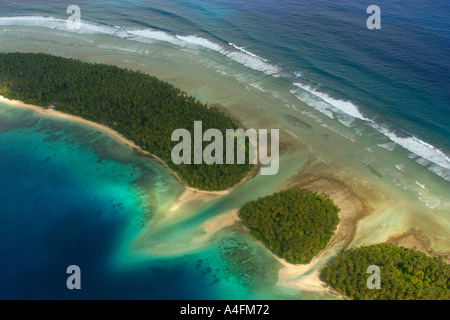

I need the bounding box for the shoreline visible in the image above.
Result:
[386,229,450,263]
[0,30,448,301]
[134,209,241,257]
[260,175,449,294]
[233,176,369,295]
[232,173,377,295]
[276,177,369,294]
[2,96,447,295]
[0,95,256,198]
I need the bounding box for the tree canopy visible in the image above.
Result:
[320,244,450,300]
[239,189,340,264]
[0,52,253,190]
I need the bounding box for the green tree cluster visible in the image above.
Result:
[239,189,340,264]
[0,52,253,190]
[320,244,450,300]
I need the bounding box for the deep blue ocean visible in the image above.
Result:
[0,104,210,299]
[0,0,449,299]
[1,0,448,157]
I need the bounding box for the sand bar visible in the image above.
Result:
[0,95,256,200]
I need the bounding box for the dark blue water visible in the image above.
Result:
[0,0,449,299]
[2,0,447,170]
[0,104,289,300]
[0,104,216,299]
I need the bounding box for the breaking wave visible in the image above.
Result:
[0,15,448,181]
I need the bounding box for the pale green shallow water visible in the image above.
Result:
[1,102,339,299]
[0,24,448,299]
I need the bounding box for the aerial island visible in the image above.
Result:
[239,189,340,264]
[0,52,253,191]
[1,52,448,301]
[239,190,450,300]
[321,244,450,300]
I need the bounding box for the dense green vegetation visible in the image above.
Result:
[0,52,253,190]
[321,244,450,300]
[239,189,340,264]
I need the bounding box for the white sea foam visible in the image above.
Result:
[336,114,355,128]
[0,16,281,77]
[129,29,183,46]
[248,82,267,92]
[0,16,65,28]
[371,123,450,171]
[97,44,149,55]
[418,192,441,209]
[415,157,431,167]
[0,16,126,37]
[2,16,449,182]
[229,43,260,58]
[293,82,370,121]
[285,104,299,112]
[225,51,280,75]
[377,142,396,152]
[290,88,335,119]
[131,32,282,75]
[429,164,450,181]
[415,181,426,190]
[290,80,450,181]
[177,35,223,51]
